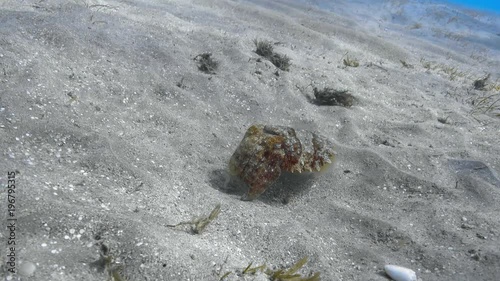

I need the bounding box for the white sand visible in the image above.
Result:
[1,0,499,280]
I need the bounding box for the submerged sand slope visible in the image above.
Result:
[1,0,499,280]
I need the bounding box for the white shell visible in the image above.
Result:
[384,264,417,281]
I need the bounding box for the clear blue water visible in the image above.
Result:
[447,0,500,13]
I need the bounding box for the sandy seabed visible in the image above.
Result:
[1,0,499,280]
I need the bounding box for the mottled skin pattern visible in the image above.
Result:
[229,124,335,200]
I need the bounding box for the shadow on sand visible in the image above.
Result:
[207,169,317,205]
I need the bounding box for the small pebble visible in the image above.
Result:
[461,223,475,229]
[19,261,36,277]
[476,233,487,240]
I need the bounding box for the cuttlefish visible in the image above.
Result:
[228,124,335,200]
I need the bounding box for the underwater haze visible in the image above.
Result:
[286,0,500,52]
[447,0,500,13]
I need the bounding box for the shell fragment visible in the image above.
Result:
[384,264,417,281]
